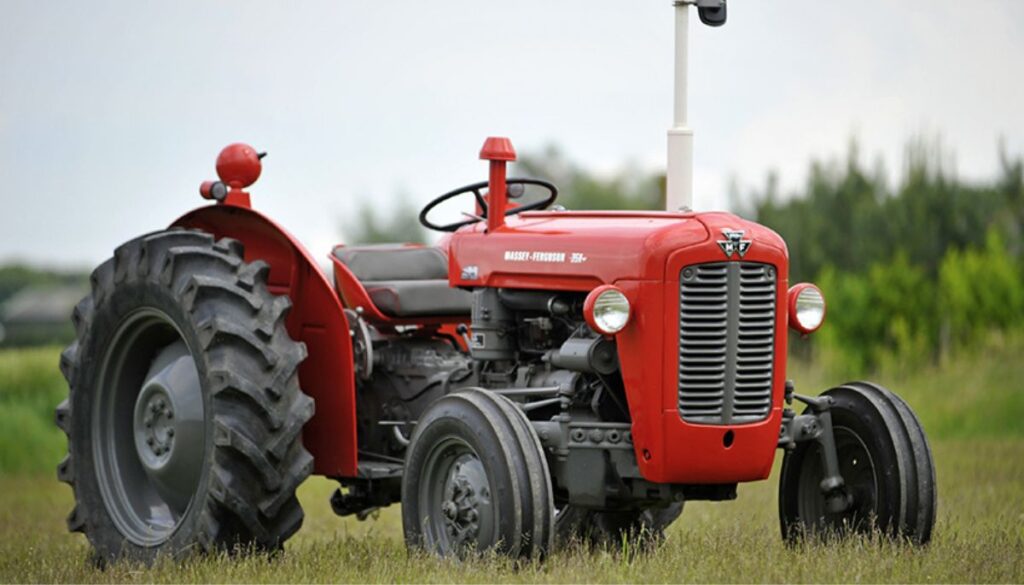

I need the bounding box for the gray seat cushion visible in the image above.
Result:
[363,280,472,318]
[333,245,449,281]
[333,245,471,318]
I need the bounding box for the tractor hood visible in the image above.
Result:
[447,210,787,290]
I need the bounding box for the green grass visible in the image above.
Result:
[0,440,1021,582]
[789,332,1024,440]
[1,344,1023,581]
[0,346,66,474]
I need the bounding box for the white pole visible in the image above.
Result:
[666,1,694,211]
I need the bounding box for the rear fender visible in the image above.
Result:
[173,205,358,477]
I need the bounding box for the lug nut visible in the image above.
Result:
[146,437,155,446]
[167,428,175,438]
[442,501,457,519]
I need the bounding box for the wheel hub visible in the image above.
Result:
[795,426,878,532]
[131,340,205,513]
[441,458,489,545]
[137,387,176,462]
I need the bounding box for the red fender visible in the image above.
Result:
[173,204,358,478]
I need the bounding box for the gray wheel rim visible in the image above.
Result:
[417,436,496,556]
[92,308,207,546]
[796,426,879,533]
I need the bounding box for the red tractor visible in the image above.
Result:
[56,2,935,563]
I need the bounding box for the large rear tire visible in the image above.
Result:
[778,381,936,544]
[56,229,314,563]
[401,388,553,559]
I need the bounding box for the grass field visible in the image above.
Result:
[1,344,1022,582]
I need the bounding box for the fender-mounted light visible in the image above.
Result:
[584,285,631,335]
[788,283,826,334]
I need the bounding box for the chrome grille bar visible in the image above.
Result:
[678,262,776,424]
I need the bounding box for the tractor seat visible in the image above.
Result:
[332,245,472,318]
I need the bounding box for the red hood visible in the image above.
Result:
[447,210,785,289]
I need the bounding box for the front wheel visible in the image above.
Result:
[778,381,937,544]
[401,389,553,559]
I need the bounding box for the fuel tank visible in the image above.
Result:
[448,210,791,485]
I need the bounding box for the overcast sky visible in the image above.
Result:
[1,1,1022,268]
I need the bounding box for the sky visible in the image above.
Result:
[1,0,1022,268]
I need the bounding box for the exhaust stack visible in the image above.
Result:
[665,0,726,212]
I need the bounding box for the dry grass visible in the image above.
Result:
[0,440,1021,583]
[1,344,1023,582]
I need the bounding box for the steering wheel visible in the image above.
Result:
[418,178,558,232]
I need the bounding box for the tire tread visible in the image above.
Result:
[57,229,314,562]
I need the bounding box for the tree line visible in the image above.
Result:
[747,140,1023,372]
[4,137,1021,367]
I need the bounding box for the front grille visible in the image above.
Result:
[678,262,776,424]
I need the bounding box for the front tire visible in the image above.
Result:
[778,381,937,544]
[401,389,553,559]
[56,229,314,563]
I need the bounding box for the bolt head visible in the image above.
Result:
[166,428,175,438]
[442,501,457,519]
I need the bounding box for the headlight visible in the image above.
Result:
[788,283,826,334]
[584,285,631,335]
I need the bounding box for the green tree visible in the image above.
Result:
[342,196,427,245]
[517,145,663,211]
[752,136,1024,370]
[0,265,87,305]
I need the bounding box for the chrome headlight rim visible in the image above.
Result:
[788,283,826,334]
[585,285,631,335]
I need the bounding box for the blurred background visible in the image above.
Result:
[1,0,1022,467]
